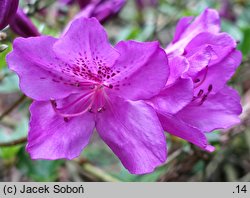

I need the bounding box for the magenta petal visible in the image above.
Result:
[172,16,193,43]
[166,8,220,55]
[150,78,193,114]
[96,97,167,174]
[54,17,119,72]
[167,56,189,86]
[26,101,95,160]
[184,45,213,77]
[157,112,214,152]
[177,86,242,132]
[193,50,242,95]
[185,32,236,66]
[7,36,81,101]
[107,41,169,100]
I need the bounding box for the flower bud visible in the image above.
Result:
[9,8,40,38]
[77,0,92,9]
[91,0,126,23]
[0,0,19,30]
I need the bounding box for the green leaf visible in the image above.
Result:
[0,117,28,160]
[17,147,63,182]
[0,145,22,160]
[238,27,250,56]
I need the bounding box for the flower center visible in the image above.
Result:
[50,81,112,120]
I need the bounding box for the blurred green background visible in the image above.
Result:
[0,0,250,182]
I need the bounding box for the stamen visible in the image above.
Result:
[51,91,95,118]
[198,89,204,97]
[51,91,93,111]
[97,107,103,112]
[194,79,200,83]
[90,87,106,113]
[194,66,208,89]
[51,80,111,116]
[64,117,69,122]
[51,94,95,118]
[199,94,208,105]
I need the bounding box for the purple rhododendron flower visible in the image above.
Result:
[9,8,40,38]
[90,0,126,22]
[0,0,19,30]
[73,0,126,23]
[63,0,125,34]
[149,8,242,152]
[7,17,169,174]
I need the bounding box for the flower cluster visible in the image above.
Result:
[6,8,242,174]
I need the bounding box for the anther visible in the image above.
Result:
[194,66,208,89]
[51,100,57,107]
[197,89,204,97]
[208,84,213,92]
[199,94,208,105]
[97,107,103,112]
[90,85,95,89]
[194,79,200,83]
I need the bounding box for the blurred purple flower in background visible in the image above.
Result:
[89,0,126,22]
[149,9,242,152]
[219,0,236,22]
[9,8,40,38]
[136,0,157,9]
[63,0,126,34]
[59,0,75,5]
[77,0,92,9]
[59,0,91,8]
[74,0,126,23]
[7,17,169,174]
[0,0,19,30]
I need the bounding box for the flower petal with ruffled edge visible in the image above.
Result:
[7,36,83,101]
[166,56,189,86]
[184,32,236,67]
[157,112,214,152]
[106,40,169,100]
[54,17,120,73]
[96,97,167,174]
[150,78,193,114]
[184,45,213,77]
[166,8,220,55]
[26,101,95,159]
[177,86,242,132]
[192,50,242,95]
